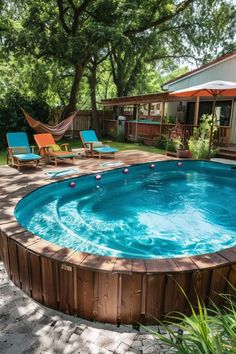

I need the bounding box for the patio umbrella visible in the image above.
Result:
[170,80,236,158]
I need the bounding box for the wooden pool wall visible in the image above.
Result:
[1,221,236,325]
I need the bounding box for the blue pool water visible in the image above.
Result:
[15,161,236,259]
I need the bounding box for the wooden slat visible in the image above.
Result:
[227,264,236,295]
[164,272,192,315]
[95,272,118,323]
[10,231,40,247]
[80,255,116,272]
[191,253,229,270]
[41,257,58,309]
[208,266,230,306]
[76,268,94,320]
[66,251,88,266]
[145,274,165,321]
[52,247,75,262]
[29,252,43,303]
[0,221,26,236]
[0,230,3,261]
[189,269,211,306]
[141,275,147,315]
[17,245,30,295]
[117,274,122,322]
[145,258,178,273]
[0,231,10,276]
[58,264,75,314]
[120,274,142,324]
[218,247,236,263]
[113,258,132,274]
[8,240,20,287]
[132,259,146,273]
[27,239,62,257]
[173,257,198,272]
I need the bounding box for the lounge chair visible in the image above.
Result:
[34,133,77,166]
[6,132,41,170]
[80,130,118,159]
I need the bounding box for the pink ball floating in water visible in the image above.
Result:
[95,174,102,180]
[150,163,155,169]
[177,162,183,167]
[69,181,76,188]
[123,168,129,174]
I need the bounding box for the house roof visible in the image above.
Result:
[162,50,236,90]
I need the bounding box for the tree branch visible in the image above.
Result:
[71,0,93,35]
[57,0,71,34]
[57,0,93,35]
[124,0,195,36]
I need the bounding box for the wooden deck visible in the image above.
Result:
[1,151,236,324]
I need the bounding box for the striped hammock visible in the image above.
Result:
[22,109,77,141]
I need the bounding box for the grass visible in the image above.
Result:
[0,150,7,165]
[0,139,166,166]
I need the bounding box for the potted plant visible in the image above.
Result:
[174,137,191,158]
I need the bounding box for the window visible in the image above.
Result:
[186,100,232,126]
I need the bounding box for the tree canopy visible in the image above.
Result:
[0,0,235,121]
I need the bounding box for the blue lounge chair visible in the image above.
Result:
[7,132,41,170]
[80,130,118,159]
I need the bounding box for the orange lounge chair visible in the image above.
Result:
[34,133,77,166]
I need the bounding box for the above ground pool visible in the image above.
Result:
[15,160,236,259]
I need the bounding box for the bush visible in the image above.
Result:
[188,114,218,159]
[155,135,183,152]
[155,134,168,149]
[0,92,50,149]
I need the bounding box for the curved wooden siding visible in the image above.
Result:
[1,226,236,325]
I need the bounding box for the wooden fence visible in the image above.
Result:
[66,110,92,137]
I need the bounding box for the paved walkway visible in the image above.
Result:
[0,261,176,354]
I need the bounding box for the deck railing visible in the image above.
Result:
[103,119,231,147]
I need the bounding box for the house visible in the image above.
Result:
[162,51,236,145]
[101,51,236,147]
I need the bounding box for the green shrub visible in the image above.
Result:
[188,114,218,159]
[0,91,50,149]
[155,134,168,149]
[166,137,183,152]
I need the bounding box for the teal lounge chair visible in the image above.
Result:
[7,132,41,170]
[80,130,118,159]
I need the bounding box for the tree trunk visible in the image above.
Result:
[116,78,126,97]
[61,63,84,119]
[88,62,100,136]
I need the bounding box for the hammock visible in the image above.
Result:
[22,109,77,141]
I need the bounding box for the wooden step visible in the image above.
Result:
[216,152,236,160]
[166,151,177,158]
[218,148,236,155]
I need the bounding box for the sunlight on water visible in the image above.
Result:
[15,161,236,259]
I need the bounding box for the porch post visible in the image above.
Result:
[161,101,165,123]
[135,104,139,141]
[194,96,200,126]
[160,101,165,135]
